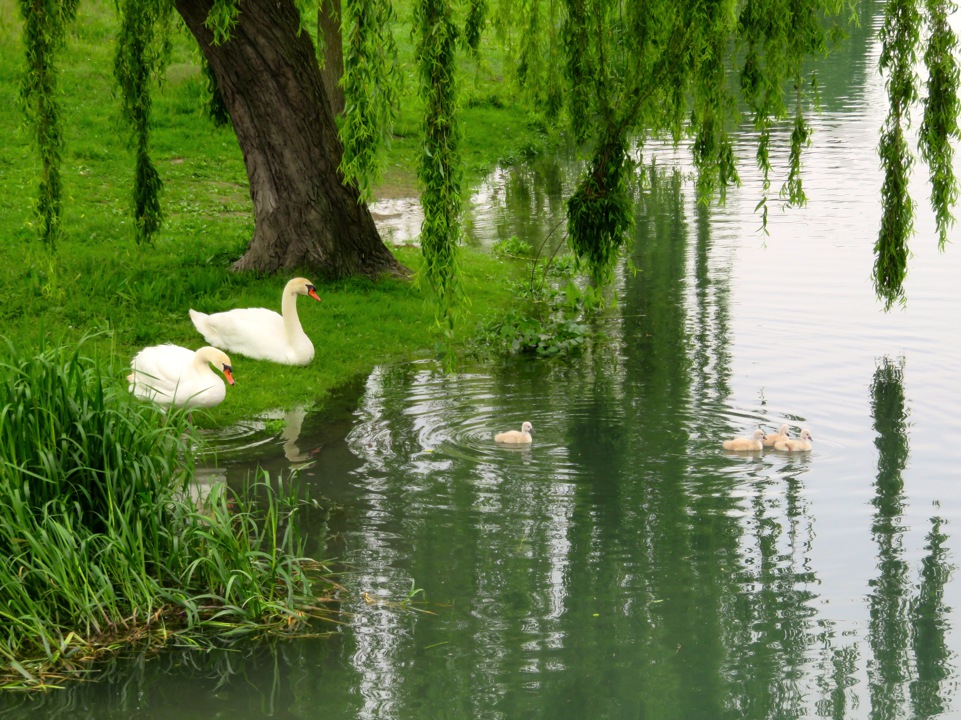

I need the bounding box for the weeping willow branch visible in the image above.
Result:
[782,77,812,207]
[415,0,464,332]
[691,31,739,205]
[200,55,230,126]
[114,0,171,245]
[919,0,960,251]
[567,134,633,288]
[17,0,80,250]
[875,0,921,309]
[560,0,591,143]
[561,2,689,284]
[463,0,487,52]
[339,0,400,201]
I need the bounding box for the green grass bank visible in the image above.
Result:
[0,0,548,428]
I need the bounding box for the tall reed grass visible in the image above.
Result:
[0,339,329,690]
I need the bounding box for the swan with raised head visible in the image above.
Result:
[189,277,321,365]
[774,428,813,452]
[494,421,534,444]
[722,429,765,451]
[762,424,791,447]
[128,344,235,409]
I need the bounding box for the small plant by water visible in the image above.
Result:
[470,229,605,358]
[492,235,533,258]
[0,339,330,690]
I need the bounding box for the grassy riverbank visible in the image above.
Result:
[0,0,547,428]
[0,1,559,687]
[0,0,563,685]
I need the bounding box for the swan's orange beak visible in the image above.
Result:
[223,365,235,385]
[307,285,321,302]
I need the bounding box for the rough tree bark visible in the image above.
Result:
[318,0,346,118]
[175,0,406,279]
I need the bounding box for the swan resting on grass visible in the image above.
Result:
[189,277,322,366]
[494,422,534,444]
[722,429,765,452]
[774,428,813,452]
[762,424,791,447]
[129,345,234,409]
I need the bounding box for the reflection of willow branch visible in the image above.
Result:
[871,357,910,506]
[909,516,953,717]
[690,179,717,419]
[729,464,817,718]
[696,196,733,407]
[816,644,859,720]
[628,161,732,441]
[867,356,911,716]
[627,162,692,384]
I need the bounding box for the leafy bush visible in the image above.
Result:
[468,262,600,357]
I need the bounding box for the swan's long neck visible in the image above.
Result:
[193,350,215,376]
[281,287,304,339]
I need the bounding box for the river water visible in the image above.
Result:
[6,6,961,720]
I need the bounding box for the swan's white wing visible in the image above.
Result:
[191,308,287,360]
[130,345,194,403]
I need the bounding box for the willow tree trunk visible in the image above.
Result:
[175,0,406,279]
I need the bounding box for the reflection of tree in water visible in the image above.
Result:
[467,151,581,251]
[865,356,953,719]
[723,456,819,719]
[910,517,952,716]
[868,356,911,715]
[548,159,826,718]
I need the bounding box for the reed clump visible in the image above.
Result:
[0,339,329,690]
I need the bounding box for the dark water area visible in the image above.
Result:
[5,6,961,719]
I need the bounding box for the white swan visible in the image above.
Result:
[762,423,791,447]
[189,277,322,365]
[494,421,533,444]
[128,345,235,409]
[774,428,813,452]
[722,429,765,451]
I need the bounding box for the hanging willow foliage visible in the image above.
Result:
[919,0,960,251]
[339,0,401,201]
[559,0,591,144]
[201,55,230,127]
[415,0,464,332]
[567,134,634,287]
[463,0,488,52]
[15,0,959,313]
[738,0,830,214]
[875,0,921,308]
[114,0,172,245]
[550,0,958,308]
[690,15,740,206]
[16,0,80,250]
